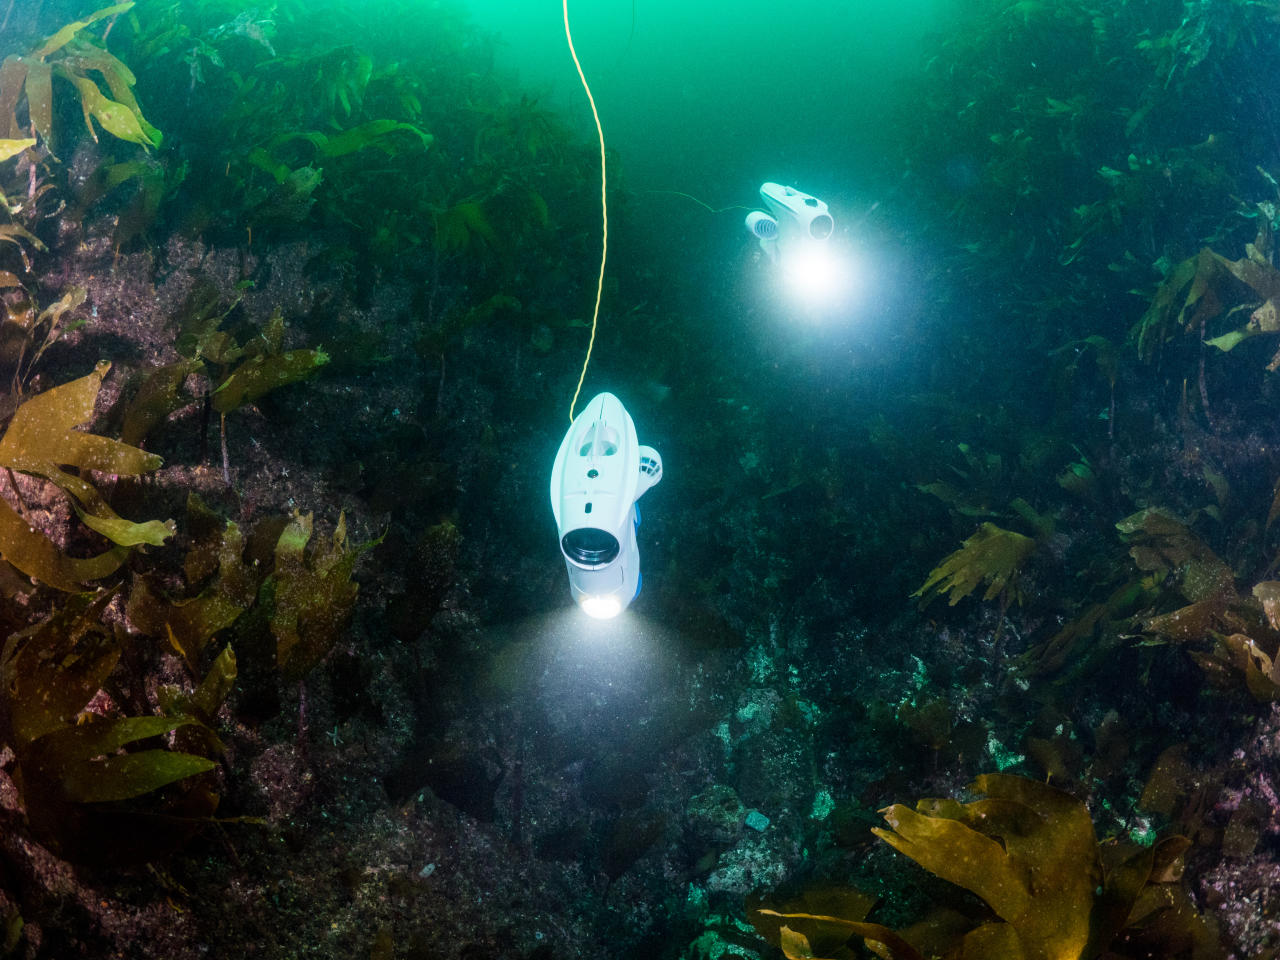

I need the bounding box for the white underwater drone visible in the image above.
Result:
[550,393,663,619]
[745,182,834,260]
[745,182,843,300]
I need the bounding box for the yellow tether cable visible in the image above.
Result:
[564,0,607,423]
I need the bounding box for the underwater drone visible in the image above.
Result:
[745,182,834,260]
[745,182,844,301]
[550,393,663,619]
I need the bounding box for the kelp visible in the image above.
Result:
[1197,631,1280,702]
[71,156,174,250]
[1135,228,1280,370]
[472,94,566,165]
[172,278,244,362]
[0,139,34,164]
[313,46,372,117]
[1187,581,1280,702]
[0,3,160,157]
[0,222,47,276]
[127,526,254,676]
[754,894,924,960]
[911,441,1061,612]
[883,0,1276,386]
[118,357,204,446]
[1116,508,1235,604]
[913,522,1037,608]
[2,908,20,954]
[1114,508,1280,700]
[159,644,237,728]
[417,293,522,357]
[754,910,927,960]
[240,118,430,231]
[875,776,1103,960]
[913,441,1060,533]
[128,496,369,682]
[0,4,158,277]
[0,593,231,864]
[1134,249,1233,361]
[0,362,173,590]
[0,285,87,395]
[1119,509,1241,645]
[173,37,441,250]
[242,44,376,126]
[210,330,331,415]
[171,283,329,415]
[435,200,499,257]
[127,494,258,676]
[432,183,549,263]
[755,775,1220,960]
[146,8,578,305]
[260,119,431,162]
[269,510,373,680]
[116,280,329,452]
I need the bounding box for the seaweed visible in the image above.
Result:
[1016,580,1149,681]
[884,0,1273,389]
[1116,508,1235,605]
[118,357,203,446]
[0,3,160,157]
[115,279,329,461]
[0,188,49,277]
[168,38,436,249]
[127,495,370,683]
[912,521,1037,608]
[0,284,86,394]
[0,3,160,273]
[0,361,173,591]
[70,155,176,250]
[134,4,586,341]
[171,283,329,417]
[1105,506,1280,701]
[0,593,230,864]
[209,317,330,416]
[0,140,33,164]
[268,510,373,680]
[126,503,256,674]
[1133,240,1277,360]
[755,775,1220,960]
[1184,580,1280,702]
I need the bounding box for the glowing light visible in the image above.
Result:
[579,594,624,620]
[781,241,851,305]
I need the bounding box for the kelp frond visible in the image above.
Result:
[0,3,161,157]
[755,775,1220,960]
[913,522,1037,608]
[1136,232,1280,370]
[270,510,375,680]
[0,594,229,864]
[0,362,173,590]
[1116,507,1234,604]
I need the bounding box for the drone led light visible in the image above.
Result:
[746,182,851,305]
[782,240,847,303]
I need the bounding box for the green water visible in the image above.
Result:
[464,0,951,202]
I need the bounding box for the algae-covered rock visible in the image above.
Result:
[687,784,746,844]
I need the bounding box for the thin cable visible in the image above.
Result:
[564,0,607,423]
[643,189,753,214]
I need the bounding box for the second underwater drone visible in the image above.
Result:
[745,182,834,262]
[746,182,845,301]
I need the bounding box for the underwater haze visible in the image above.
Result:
[463,0,949,195]
[0,0,1279,958]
